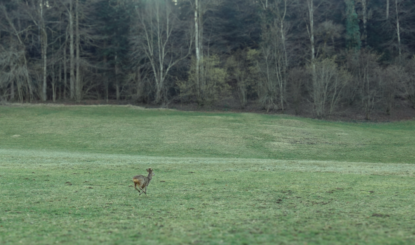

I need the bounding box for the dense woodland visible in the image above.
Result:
[1,0,415,119]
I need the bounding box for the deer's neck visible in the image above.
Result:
[147,173,153,183]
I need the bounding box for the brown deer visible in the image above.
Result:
[132,168,155,195]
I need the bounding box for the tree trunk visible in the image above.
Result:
[40,0,48,102]
[58,56,61,101]
[52,65,56,102]
[63,44,67,100]
[395,0,401,61]
[59,14,63,101]
[115,53,120,101]
[154,1,165,104]
[307,0,316,112]
[280,0,288,111]
[59,52,62,101]
[69,0,75,100]
[136,68,142,101]
[4,7,33,102]
[386,0,390,19]
[22,53,33,102]
[75,0,81,102]
[103,42,108,103]
[194,0,204,105]
[10,32,15,101]
[307,0,315,62]
[137,1,191,104]
[362,0,367,48]
[195,0,200,100]
[11,81,15,101]
[17,80,23,103]
[265,0,268,9]
[41,34,47,101]
[365,65,370,120]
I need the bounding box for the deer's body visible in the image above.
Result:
[133,168,154,195]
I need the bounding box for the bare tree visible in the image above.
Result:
[373,0,414,62]
[188,0,219,105]
[258,0,290,112]
[306,0,318,106]
[0,46,30,102]
[0,4,33,102]
[258,0,269,9]
[24,0,50,101]
[306,0,316,64]
[345,50,382,120]
[225,48,259,108]
[179,54,228,106]
[404,57,415,108]
[315,20,343,58]
[39,0,48,102]
[287,67,308,115]
[379,64,406,115]
[194,0,203,103]
[68,0,75,100]
[131,0,192,104]
[308,58,350,118]
[57,0,100,101]
[394,0,401,61]
[361,0,368,48]
[75,0,81,102]
[386,0,390,19]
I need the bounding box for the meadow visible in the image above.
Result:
[1,105,415,244]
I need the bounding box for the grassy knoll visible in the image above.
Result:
[0,105,414,163]
[1,105,415,244]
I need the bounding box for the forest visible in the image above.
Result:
[0,0,414,119]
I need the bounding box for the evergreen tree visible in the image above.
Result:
[95,0,132,100]
[345,0,361,50]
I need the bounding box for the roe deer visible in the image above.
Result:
[132,168,155,195]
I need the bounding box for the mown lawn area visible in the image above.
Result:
[0,105,415,244]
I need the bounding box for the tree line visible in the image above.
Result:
[0,0,414,119]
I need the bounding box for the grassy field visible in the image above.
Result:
[1,105,415,244]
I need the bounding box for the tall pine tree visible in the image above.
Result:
[345,0,361,50]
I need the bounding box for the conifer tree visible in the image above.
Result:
[345,0,361,50]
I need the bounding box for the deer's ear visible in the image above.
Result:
[146,168,150,172]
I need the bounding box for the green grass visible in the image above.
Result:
[0,104,414,163]
[1,105,415,244]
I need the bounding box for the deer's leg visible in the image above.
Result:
[134,183,141,193]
